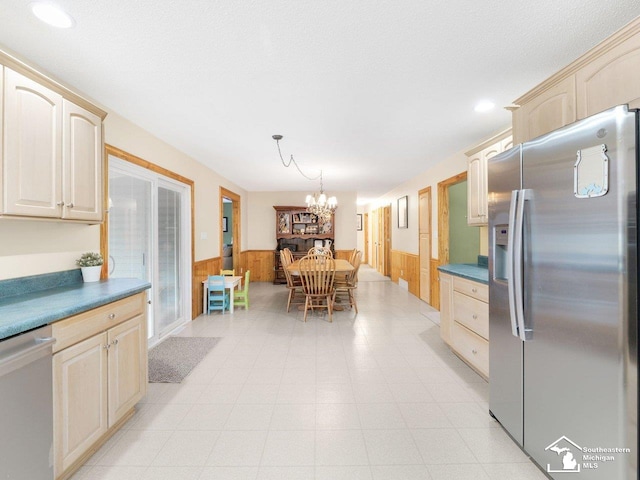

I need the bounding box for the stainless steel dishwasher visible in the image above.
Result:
[0,325,56,479]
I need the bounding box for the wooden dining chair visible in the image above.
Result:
[281,250,304,312]
[207,275,229,314]
[335,251,362,313]
[307,246,333,257]
[220,269,235,276]
[299,254,336,322]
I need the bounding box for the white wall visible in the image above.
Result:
[247,191,358,251]
[364,141,496,260]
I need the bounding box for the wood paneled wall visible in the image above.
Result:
[390,250,419,298]
[334,249,353,261]
[192,257,222,319]
[242,250,275,283]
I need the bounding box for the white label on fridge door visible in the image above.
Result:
[574,144,608,198]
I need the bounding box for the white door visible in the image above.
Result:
[108,158,191,345]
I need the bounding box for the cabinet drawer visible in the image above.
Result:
[452,322,489,378]
[452,276,488,302]
[52,293,146,353]
[453,291,489,339]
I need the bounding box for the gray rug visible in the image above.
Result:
[148,337,220,383]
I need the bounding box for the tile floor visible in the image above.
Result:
[71,267,547,480]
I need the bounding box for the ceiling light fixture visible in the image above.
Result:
[272,135,337,221]
[474,100,495,113]
[30,2,75,28]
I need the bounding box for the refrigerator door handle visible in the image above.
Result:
[506,189,520,338]
[513,188,531,341]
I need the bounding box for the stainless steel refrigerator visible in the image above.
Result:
[488,105,637,479]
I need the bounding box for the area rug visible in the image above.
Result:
[148,336,220,383]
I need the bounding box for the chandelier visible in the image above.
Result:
[272,134,337,221]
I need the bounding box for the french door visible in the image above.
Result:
[108,157,191,345]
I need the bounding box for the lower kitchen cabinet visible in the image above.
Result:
[52,293,147,479]
[439,273,489,378]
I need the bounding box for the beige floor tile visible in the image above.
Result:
[363,429,423,465]
[205,430,268,466]
[198,466,259,479]
[458,428,530,464]
[370,465,432,480]
[315,430,369,465]
[152,430,220,466]
[260,430,315,466]
[316,403,361,429]
[315,465,373,479]
[411,429,477,465]
[482,463,549,479]
[427,464,490,480]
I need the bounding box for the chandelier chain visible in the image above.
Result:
[275,138,322,183]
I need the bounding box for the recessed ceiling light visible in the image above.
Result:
[474,100,495,113]
[30,2,75,28]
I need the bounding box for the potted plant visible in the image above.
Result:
[76,252,104,282]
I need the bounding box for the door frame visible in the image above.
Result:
[418,186,432,305]
[219,187,241,271]
[437,171,467,266]
[101,144,196,320]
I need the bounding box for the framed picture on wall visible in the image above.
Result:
[223,217,228,232]
[356,214,363,231]
[398,196,408,228]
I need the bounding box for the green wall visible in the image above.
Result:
[448,180,480,264]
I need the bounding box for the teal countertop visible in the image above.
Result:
[438,263,488,285]
[0,277,151,341]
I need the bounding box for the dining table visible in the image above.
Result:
[286,258,354,275]
[286,258,354,311]
[202,275,243,313]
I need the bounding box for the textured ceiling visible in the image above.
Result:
[1,1,640,202]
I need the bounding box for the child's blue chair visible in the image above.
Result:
[207,275,229,314]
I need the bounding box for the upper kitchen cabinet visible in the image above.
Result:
[512,17,640,143]
[1,55,106,223]
[575,24,640,118]
[511,76,576,144]
[466,129,512,226]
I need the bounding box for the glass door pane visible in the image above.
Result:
[157,185,183,336]
[108,166,154,339]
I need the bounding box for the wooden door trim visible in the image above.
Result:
[101,144,196,316]
[437,171,467,267]
[220,187,241,273]
[418,186,432,304]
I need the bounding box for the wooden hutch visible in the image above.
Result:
[273,206,335,284]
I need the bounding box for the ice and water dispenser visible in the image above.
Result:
[493,225,509,281]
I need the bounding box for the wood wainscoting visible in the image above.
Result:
[334,249,352,261]
[192,257,222,318]
[390,250,419,298]
[242,250,276,283]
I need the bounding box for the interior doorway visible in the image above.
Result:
[219,187,241,272]
[418,186,432,305]
[436,171,481,308]
[371,205,391,276]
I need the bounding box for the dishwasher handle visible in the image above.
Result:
[0,336,56,377]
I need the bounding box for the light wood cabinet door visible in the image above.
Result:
[53,332,108,476]
[576,29,640,118]
[62,100,103,221]
[466,152,485,226]
[3,68,63,217]
[439,272,453,344]
[107,315,147,426]
[512,75,576,144]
